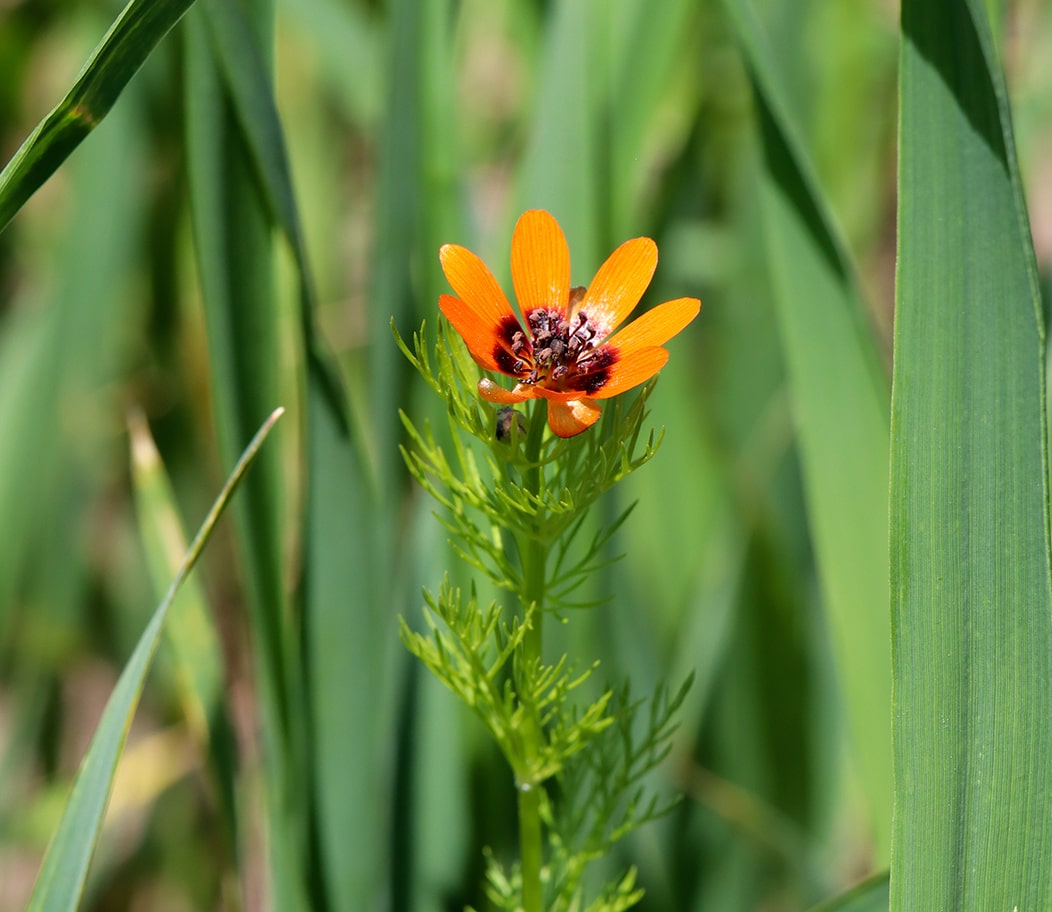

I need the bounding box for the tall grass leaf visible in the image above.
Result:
[202,0,331,353]
[370,0,460,497]
[0,84,140,638]
[183,12,310,910]
[24,409,283,912]
[128,411,223,752]
[202,0,354,452]
[390,2,470,907]
[517,0,600,269]
[0,85,145,795]
[0,0,195,231]
[200,5,389,909]
[183,8,291,739]
[604,0,695,236]
[304,375,392,912]
[127,410,239,845]
[891,0,1052,906]
[721,0,893,860]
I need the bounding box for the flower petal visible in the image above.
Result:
[575,237,657,338]
[512,210,570,317]
[605,296,701,358]
[590,347,669,400]
[440,242,520,326]
[547,397,602,438]
[479,378,536,404]
[440,294,521,372]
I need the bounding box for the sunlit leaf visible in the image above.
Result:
[891,0,1052,906]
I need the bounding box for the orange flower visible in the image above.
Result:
[439,210,701,438]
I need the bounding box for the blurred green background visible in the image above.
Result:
[1,0,1051,909]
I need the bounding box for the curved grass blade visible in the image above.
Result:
[721,0,893,859]
[201,0,358,460]
[127,410,240,855]
[891,0,1052,907]
[128,410,225,751]
[183,11,314,910]
[0,0,195,232]
[25,408,283,912]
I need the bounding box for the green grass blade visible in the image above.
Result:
[722,0,893,858]
[0,88,143,636]
[604,0,695,236]
[202,0,308,272]
[183,9,313,909]
[304,374,392,912]
[368,0,447,496]
[892,0,1052,907]
[202,0,353,442]
[201,0,330,357]
[25,409,283,912]
[183,8,291,714]
[517,0,600,268]
[0,0,195,231]
[128,410,226,751]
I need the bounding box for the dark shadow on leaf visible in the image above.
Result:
[901,0,1008,174]
[752,87,846,285]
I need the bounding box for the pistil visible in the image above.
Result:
[521,308,598,385]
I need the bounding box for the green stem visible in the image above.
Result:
[519,783,544,912]
[518,400,548,912]
[521,402,547,659]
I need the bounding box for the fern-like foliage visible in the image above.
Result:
[397,318,688,911]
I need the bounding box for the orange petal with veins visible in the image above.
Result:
[440,243,517,326]
[591,347,669,400]
[439,244,522,370]
[439,294,512,371]
[575,237,657,337]
[512,210,570,317]
[606,297,700,358]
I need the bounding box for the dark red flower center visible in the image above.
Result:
[492,305,618,395]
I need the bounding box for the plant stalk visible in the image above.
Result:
[518,400,548,912]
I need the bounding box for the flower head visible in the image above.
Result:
[439,210,701,437]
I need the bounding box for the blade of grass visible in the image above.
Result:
[128,409,224,752]
[127,409,239,848]
[0,90,150,879]
[0,0,196,231]
[201,1,398,908]
[891,0,1052,906]
[368,0,435,496]
[201,0,345,388]
[721,0,894,860]
[183,11,311,910]
[517,0,600,269]
[303,373,394,912]
[25,408,283,912]
[603,0,696,236]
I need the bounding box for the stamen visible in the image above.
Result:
[520,307,603,388]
